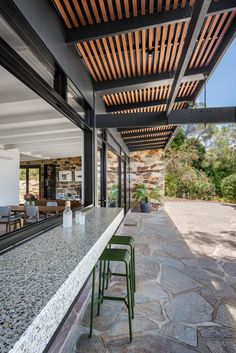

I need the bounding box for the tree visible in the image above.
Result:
[165,123,235,201]
[202,125,236,195]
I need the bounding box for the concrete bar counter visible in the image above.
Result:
[0,207,124,353]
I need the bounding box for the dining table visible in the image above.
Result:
[10,205,65,218]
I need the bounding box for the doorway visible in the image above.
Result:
[19,166,41,203]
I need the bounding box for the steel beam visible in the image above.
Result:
[168,107,236,125]
[65,0,236,44]
[96,107,236,128]
[96,111,167,128]
[124,136,169,144]
[129,144,166,152]
[166,0,211,115]
[106,97,192,113]
[121,129,174,138]
[95,68,206,95]
[9,0,94,107]
[118,126,175,133]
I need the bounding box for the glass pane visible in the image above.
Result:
[126,160,130,210]
[0,16,54,86]
[107,150,119,207]
[67,79,86,119]
[19,168,27,204]
[28,168,40,197]
[121,161,125,209]
[97,148,102,206]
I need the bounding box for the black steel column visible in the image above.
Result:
[101,130,107,207]
[84,127,94,206]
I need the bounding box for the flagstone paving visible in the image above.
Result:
[72,201,236,353]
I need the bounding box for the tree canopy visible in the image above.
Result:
[165,124,236,202]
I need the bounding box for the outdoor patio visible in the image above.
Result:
[72,201,236,353]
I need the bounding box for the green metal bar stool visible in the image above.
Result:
[89,248,133,342]
[106,235,136,294]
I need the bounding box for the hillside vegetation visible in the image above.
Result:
[165,124,236,203]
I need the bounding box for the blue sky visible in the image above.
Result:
[197,38,236,107]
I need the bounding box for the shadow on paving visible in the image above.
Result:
[73,209,236,353]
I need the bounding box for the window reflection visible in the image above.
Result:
[107,150,119,207]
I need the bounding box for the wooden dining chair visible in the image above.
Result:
[46,201,58,217]
[24,206,40,225]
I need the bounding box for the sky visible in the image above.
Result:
[197,38,236,107]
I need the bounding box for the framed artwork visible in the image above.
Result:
[59,171,72,182]
[74,170,82,182]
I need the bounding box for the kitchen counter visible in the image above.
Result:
[0,207,124,353]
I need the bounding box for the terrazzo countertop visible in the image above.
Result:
[0,207,124,353]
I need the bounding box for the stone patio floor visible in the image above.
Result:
[72,201,236,353]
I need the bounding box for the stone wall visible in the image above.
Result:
[21,157,82,199]
[130,149,165,205]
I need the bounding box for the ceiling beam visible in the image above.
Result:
[94,68,206,95]
[124,136,169,144]
[118,126,175,133]
[96,107,236,128]
[66,7,190,44]
[129,144,166,152]
[166,0,211,115]
[106,97,192,113]
[0,131,82,145]
[5,137,82,151]
[0,111,64,125]
[0,124,77,139]
[121,130,174,138]
[65,0,236,44]
[97,111,167,128]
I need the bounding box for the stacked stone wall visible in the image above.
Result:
[130,149,165,205]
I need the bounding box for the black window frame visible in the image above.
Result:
[0,7,95,252]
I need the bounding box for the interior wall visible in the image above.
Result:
[0,149,19,205]
[22,156,82,199]
[130,149,165,206]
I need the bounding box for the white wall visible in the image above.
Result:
[0,149,19,205]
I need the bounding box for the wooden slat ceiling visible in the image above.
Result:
[53,0,236,151]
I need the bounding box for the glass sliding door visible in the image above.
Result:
[19,166,41,203]
[121,160,126,211]
[19,168,27,204]
[97,147,102,206]
[107,150,119,207]
[28,168,40,195]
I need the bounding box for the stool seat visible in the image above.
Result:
[100,248,130,264]
[110,235,135,246]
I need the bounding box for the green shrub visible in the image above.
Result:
[191,172,215,200]
[221,174,236,202]
[165,173,178,197]
[165,170,215,200]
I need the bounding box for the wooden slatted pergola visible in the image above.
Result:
[52,0,236,151]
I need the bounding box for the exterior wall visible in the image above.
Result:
[130,149,165,206]
[21,157,82,199]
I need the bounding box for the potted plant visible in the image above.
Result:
[149,187,161,210]
[108,184,119,207]
[132,184,160,213]
[132,184,152,213]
